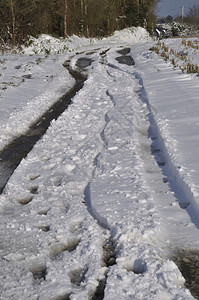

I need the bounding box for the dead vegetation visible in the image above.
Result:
[150,38,199,74]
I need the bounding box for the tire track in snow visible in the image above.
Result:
[88,49,198,299]
[82,49,141,297]
[0,56,118,300]
[134,70,199,234]
[0,65,86,195]
[82,62,120,299]
[64,48,199,299]
[133,70,199,298]
[88,58,170,299]
[105,47,199,247]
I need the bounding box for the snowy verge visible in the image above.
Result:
[0,52,77,152]
[21,27,150,56]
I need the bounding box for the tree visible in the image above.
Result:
[10,0,16,44]
[0,0,161,45]
[185,5,199,26]
[165,15,173,23]
[63,0,67,37]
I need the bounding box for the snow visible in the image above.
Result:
[0,27,199,299]
[0,53,75,150]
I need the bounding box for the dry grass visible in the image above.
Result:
[182,39,199,50]
[150,39,199,74]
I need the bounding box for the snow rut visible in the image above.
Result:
[133,69,199,298]
[88,56,174,299]
[135,72,199,228]
[88,48,198,299]
[0,57,118,299]
[0,69,85,194]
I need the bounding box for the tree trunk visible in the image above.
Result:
[84,1,89,37]
[64,0,67,37]
[10,0,16,45]
[81,0,84,15]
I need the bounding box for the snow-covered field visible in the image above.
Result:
[0,27,199,299]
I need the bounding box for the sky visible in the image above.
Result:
[157,0,199,17]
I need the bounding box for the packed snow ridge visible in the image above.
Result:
[0,27,199,299]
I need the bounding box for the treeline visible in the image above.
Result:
[184,5,199,26]
[0,0,159,45]
[158,5,199,27]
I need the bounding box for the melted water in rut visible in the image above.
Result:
[172,248,199,299]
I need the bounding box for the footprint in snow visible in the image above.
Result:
[68,266,88,286]
[29,173,40,181]
[16,194,33,205]
[69,218,83,233]
[50,237,80,256]
[27,185,38,194]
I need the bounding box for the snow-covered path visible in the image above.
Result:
[1,29,199,299]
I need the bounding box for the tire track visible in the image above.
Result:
[96,49,199,298]
[0,65,86,194]
[134,70,199,230]
[134,70,199,298]
[0,52,114,300]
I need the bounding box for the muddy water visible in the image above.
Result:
[117,47,131,55]
[0,62,87,193]
[75,57,93,69]
[116,47,134,66]
[115,56,134,66]
[172,249,199,299]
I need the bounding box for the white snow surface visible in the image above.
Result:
[0,27,199,299]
